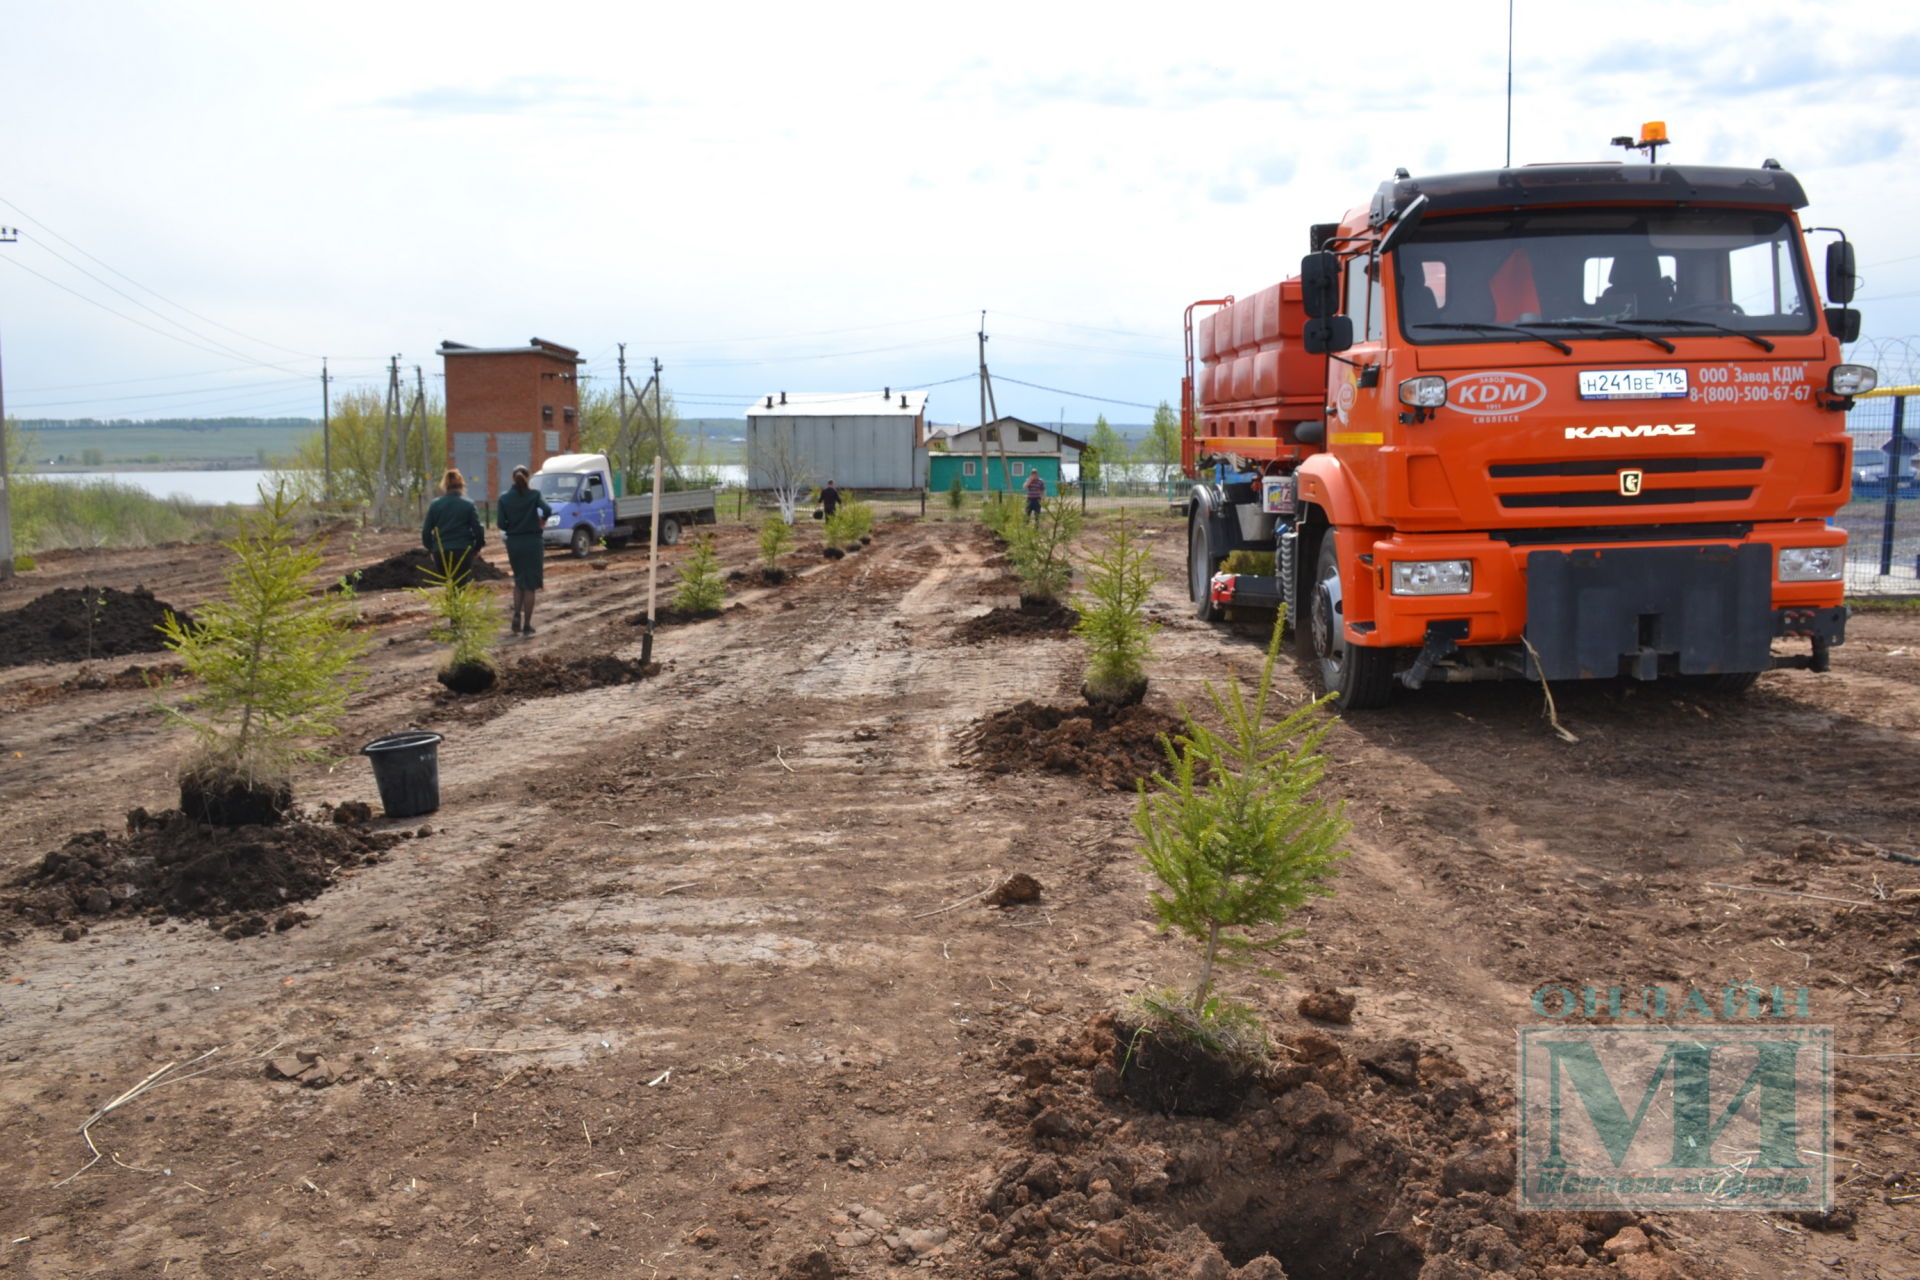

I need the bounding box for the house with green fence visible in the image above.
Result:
[928,418,1086,496]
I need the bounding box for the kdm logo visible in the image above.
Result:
[1449,371,1547,416]
[1565,423,1697,440]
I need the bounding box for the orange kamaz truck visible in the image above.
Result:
[1183,136,1876,707]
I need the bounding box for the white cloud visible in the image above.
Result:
[1,0,1917,421]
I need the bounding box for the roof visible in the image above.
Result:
[1370,163,1809,225]
[942,417,1088,452]
[439,337,582,362]
[749,390,929,417]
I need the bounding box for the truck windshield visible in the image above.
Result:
[1391,207,1814,345]
[533,473,584,503]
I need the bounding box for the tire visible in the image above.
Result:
[570,526,594,559]
[606,535,631,551]
[1189,514,1221,622]
[1307,530,1397,709]
[659,516,683,547]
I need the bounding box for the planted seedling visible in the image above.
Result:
[671,536,727,614]
[157,483,366,825]
[414,547,504,693]
[1131,619,1349,1062]
[1075,512,1157,708]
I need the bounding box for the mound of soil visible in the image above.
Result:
[974,1016,1646,1280]
[347,547,507,591]
[3,808,407,933]
[969,700,1183,791]
[952,599,1079,643]
[728,566,791,587]
[436,652,661,703]
[1,662,186,713]
[0,586,190,668]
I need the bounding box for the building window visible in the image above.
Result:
[542,405,554,421]
[1011,461,1026,477]
[984,427,1000,443]
[962,460,977,477]
[563,407,577,424]
[1017,427,1040,444]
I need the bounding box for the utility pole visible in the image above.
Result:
[321,358,333,505]
[977,312,991,500]
[0,226,17,582]
[653,358,665,481]
[415,365,430,517]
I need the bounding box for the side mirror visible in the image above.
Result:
[1303,316,1354,355]
[1300,252,1341,319]
[1825,307,1861,344]
[1826,240,1857,304]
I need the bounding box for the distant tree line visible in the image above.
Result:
[22,417,319,432]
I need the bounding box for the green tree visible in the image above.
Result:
[291,387,445,512]
[670,535,727,612]
[1008,496,1083,604]
[1076,512,1158,705]
[157,484,367,818]
[757,513,794,571]
[1088,415,1128,491]
[1136,624,1349,1025]
[413,548,504,691]
[1140,401,1181,484]
[578,384,689,494]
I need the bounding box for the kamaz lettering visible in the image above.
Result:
[1565,423,1697,440]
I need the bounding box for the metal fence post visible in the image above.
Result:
[1879,394,1908,576]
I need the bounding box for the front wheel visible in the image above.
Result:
[570,526,594,559]
[1189,515,1221,622]
[1307,530,1397,709]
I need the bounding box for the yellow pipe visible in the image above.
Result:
[1859,385,1920,398]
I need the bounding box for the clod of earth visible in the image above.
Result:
[1296,988,1356,1024]
[2,808,404,929]
[968,700,1186,791]
[952,599,1080,644]
[975,1016,1619,1279]
[345,548,507,592]
[0,586,191,668]
[987,873,1043,906]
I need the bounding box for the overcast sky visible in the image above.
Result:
[3,0,1917,428]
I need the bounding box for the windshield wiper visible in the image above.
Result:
[1613,317,1776,353]
[1526,320,1677,353]
[1409,321,1573,355]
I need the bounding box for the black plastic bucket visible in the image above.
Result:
[361,731,444,819]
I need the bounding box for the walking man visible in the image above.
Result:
[1024,468,1046,520]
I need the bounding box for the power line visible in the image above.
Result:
[0,195,328,361]
[0,254,304,367]
[993,375,1161,411]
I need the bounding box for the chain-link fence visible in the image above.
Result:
[1841,391,1919,595]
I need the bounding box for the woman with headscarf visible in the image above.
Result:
[496,465,554,635]
[420,468,484,583]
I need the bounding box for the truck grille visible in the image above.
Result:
[1491,455,1764,511]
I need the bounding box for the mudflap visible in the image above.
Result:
[1524,545,1773,681]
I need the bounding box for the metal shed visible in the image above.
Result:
[746,389,931,491]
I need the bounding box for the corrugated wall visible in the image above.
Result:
[747,416,926,489]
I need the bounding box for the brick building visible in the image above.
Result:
[438,337,583,500]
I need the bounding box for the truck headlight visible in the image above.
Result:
[1391,559,1473,595]
[1778,546,1842,581]
[1398,376,1448,408]
[545,515,560,527]
[1827,364,1877,396]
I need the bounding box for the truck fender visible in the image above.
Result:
[1294,454,1372,529]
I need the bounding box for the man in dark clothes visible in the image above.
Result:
[1024,469,1046,519]
[821,480,841,521]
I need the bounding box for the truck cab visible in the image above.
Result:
[1184,157,1875,706]
[534,453,619,558]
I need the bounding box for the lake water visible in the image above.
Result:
[37,469,286,505]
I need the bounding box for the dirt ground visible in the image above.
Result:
[1,512,1917,1279]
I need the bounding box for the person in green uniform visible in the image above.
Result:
[496,465,554,636]
[420,468,484,583]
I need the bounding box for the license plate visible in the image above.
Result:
[1578,368,1688,400]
